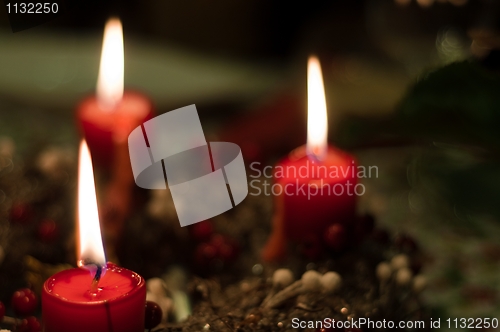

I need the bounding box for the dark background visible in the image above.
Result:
[1,0,497,60]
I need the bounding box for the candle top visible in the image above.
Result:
[289,145,352,167]
[44,265,144,305]
[274,145,356,184]
[78,92,153,142]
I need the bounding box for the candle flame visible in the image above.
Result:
[96,18,124,111]
[77,140,106,271]
[307,56,328,161]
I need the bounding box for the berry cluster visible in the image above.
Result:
[9,202,59,243]
[0,288,40,332]
[188,221,240,272]
[300,214,375,259]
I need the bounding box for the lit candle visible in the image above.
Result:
[42,141,146,332]
[262,56,357,262]
[76,18,154,167]
[76,18,154,258]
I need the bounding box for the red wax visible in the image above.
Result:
[42,264,146,332]
[76,91,154,167]
[277,145,357,241]
[262,145,357,261]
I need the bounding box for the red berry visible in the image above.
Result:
[20,316,41,332]
[0,301,5,321]
[144,301,163,329]
[28,316,41,332]
[194,243,217,267]
[323,224,347,251]
[217,242,237,261]
[188,220,213,242]
[18,319,29,332]
[210,234,225,247]
[9,203,32,224]
[37,219,59,242]
[210,235,239,262]
[12,288,37,316]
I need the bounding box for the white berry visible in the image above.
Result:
[395,267,413,286]
[412,274,427,293]
[391,254,410,270]
[321,272,342,293]
[273,269,294,288]
[376,262,392,281]
[301,270,322,292]
[147,278,167,296]
[0,136,15,157]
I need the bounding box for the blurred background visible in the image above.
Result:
[1,0,500,328]
[1,0,497,115]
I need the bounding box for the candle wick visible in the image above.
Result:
[90,264,103,294]
[81,259,104,295]
[307,145,326,163]
[307,152,323,163]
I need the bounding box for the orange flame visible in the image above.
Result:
[307,56,328,161]
[96,18,124,110]
[77,140,106,269]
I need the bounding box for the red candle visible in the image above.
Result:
[76,18,154,259]
[262,56,357,262]
[75,18,154,167]
[274,145,357,242]
[42,264,145,332]
[42,141,146,331]
[77,91,154,167]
